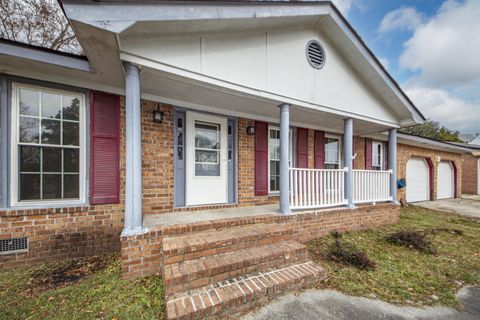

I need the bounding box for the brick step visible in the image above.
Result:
[162,223,293,265]
[164,240,308,296]
[166,261,326,320]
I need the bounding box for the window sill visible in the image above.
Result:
[8,200,88,211]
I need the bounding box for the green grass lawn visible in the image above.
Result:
[307,206,480,308]
[0,253,165,320]
[1,206,478,319]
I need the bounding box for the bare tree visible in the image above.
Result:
[0,0,82,55]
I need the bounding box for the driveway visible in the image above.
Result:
[243,286,480,320]
[415,198,480,218]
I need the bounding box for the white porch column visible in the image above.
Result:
[122,62,146,235]
[388,128,398,203]
[343,118,354,208]
[279,103,292,214]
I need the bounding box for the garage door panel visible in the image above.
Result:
[437,161,454,200]
[406,158,429,203]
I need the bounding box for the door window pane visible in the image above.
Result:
[195,150,219,164]
[195,121,221,176]
[19,88,39,116]
[195,122,220,149]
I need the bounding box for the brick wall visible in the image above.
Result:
[121,203,399,279]
[307,129,315,169]
[396,143,463,201]
[462,154,479,195]
[354,137,366,169]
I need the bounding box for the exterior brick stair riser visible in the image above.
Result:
[162,223,326,319]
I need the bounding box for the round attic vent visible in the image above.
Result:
[306,40,326,69]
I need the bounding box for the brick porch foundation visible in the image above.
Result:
[121,203,399,319]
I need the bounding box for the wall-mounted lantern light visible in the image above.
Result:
[246,120,256,135]
[153,104,164,123]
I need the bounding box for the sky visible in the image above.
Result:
[331,0,480,135]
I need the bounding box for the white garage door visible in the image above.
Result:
[437,161,454,199]
[406,158,430,202]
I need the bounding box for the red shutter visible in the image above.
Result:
[296,128,308,168]
[365,138,373,170]
[90,91,120,205]
[254,121,268,196]
[314,130,325,169]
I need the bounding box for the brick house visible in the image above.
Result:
[0,1,473,318]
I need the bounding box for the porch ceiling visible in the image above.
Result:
[139,65,391,135]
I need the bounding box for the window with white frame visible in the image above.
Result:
[324,135,342,169]
[268,126,294,193]
[11,83,85,205]
[372,141,384,170]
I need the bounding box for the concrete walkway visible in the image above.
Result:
[243,286,480,320]
[415,198,480,218]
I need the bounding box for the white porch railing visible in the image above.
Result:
[289,167,348,210]
[352,169,392,204]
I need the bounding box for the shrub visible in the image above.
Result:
[385,230,437,254]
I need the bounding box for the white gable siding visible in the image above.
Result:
[120,27,398,123]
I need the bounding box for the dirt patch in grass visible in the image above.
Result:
[307,206,480,308]
[385,230,437,254]
[0,253,165,320]
[23,255,111,297]
[328,232,376,270]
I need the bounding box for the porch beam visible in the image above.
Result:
[279,103,292,214]
[343,118,355,208]
[122,62,146,235]
[388,128,398,203]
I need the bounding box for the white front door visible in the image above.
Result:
[406,157,430,202]
[437,161,454,199]
[186,111,228,206]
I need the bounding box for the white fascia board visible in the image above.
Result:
[121,52,400,129]
[62,2,330,32]
[0,41,92,72]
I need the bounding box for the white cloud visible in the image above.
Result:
[405,86,480,133]
[379,6,422,33]
[399,0,480,87]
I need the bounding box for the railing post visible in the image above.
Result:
[388,128,398,203]
[122,62,147,236]
[279,103,292,214]
[343,118,355,208]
